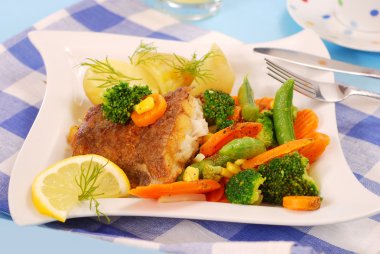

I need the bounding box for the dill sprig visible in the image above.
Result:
[81,58,141,88]
[76,158,110,224]
[128,41,166,66]
[172,50,216,84]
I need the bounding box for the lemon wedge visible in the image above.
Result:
[32,154,130,222]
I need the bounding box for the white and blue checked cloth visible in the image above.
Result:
[1,1,380,253]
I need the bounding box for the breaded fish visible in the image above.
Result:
[71,88,208,188]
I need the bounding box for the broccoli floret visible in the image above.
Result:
[102,82,152,124]
[190,153,232,181]
[225,170,265,205]
[256,111,277,148]
[257,152,319,205]
[202,89,235,131]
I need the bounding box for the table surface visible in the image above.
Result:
[1,1,379,253]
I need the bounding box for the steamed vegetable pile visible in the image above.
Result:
[79,42,330,211]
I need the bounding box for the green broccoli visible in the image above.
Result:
[256,110,277,148]
[102,82,152,124]
[190,154,232,181]
[202,89,235,131]
[225,169,265,205]
[257,152,319,205]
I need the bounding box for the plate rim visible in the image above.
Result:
[9,30,380,226]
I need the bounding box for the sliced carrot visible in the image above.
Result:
[282,196,321,211]
[294,109,319,139]
[206,180,225,202]
[255,97,273,112]
[299,132,330,163]
[242,138,312,169]
[129,179,221,199]
[200,122,263,157]
[131,93,167,127]
[231,95,239,106]
[228,105,241,122]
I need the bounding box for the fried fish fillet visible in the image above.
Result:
[71,88,208,188]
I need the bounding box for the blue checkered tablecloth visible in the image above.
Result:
[1,1,380,253]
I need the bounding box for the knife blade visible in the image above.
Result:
[253,47,380,79]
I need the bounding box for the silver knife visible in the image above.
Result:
[253,47,380,79]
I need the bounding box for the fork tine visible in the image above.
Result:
[265,59,315,90]
[265,58,314,88]
[266,65,317,98]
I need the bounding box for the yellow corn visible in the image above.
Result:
[183,166,200,182]
[134,96,155,114]
[226,162,241,174]
[221,167,234,178]
[234,159,246,166]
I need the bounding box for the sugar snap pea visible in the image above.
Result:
[219,137,266,160]
[273,79,296,145]
[238,76,259,122]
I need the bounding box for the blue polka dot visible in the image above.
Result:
[344,29,352,35]
[322,14,331,19]
[350,21,357,27]
[370,9,379,17]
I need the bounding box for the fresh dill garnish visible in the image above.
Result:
[81,58,141,88]
[129,41,165,66]
[75,158,110,223]
[172,50,216,84]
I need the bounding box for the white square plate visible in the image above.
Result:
[9,30,380,226]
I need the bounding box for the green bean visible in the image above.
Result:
[273,79,296,145]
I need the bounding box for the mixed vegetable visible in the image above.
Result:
[76,42,330,212]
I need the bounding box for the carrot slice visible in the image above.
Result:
[206,179,226,202]
[255,97,273,112]
[299,132,330,163]
[231,95,239,106]
[294,109,319,139]
[131,93,167,127]
[282,196,321,211]
[200,122,263,157]
[129,180,221,199]
[228,105,241,122]
[242,138,312,169]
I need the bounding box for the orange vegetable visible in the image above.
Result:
[206,181,225,202]
[228,105,241,122]
[242,138,312,169]
[282,196,321,211]
[200,122,263,157]
[129,179,221,199]
[131,93,167,127]
[294,109,319,139]
[231,95,239,106]
[299,132,330,163]
[255,97,273,112]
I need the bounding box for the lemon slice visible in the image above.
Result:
[32,154,130,222]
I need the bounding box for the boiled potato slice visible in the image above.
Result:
[132,52,192,95]
[190,44,235,96]
[83,58,159,105]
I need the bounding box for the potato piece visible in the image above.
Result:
[83,58,159,105]
[190,44,235,96]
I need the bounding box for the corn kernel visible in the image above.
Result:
[193,153,205,163]
[221,167,233,178]
[234,159,246,166]
[226,162,241,174]
[183,166,200,182]
[134,96,155,114]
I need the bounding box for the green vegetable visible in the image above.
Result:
[219,137,266,159]
[256,111,277,148]
[273,79,296,145]
[257,152,319,205]
[237,76,259,121]
[202,89,236,131]
[225,169,265,205]
[190,154,232,181]
[102,82,152,124]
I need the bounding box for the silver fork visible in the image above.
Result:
[265,58,380,102]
